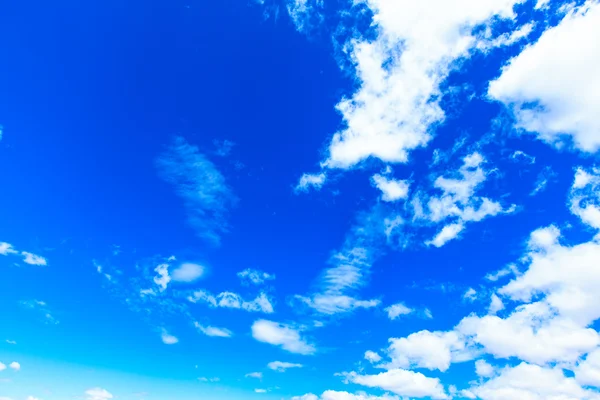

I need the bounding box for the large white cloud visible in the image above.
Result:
[319,0,524,169]
[468,363,600,400]
[489,1,600,152]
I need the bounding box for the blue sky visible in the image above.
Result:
[1,0,600,399]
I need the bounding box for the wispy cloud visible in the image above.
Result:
[194,322,233,338]
[267,361,303,372]
[237,268,275,286]
[20,300,58,325]
[157,136,237,245]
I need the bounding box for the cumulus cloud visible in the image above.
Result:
[343,369,448,399]
[267,361,303,372]
[489,1,600,152]
[364,351,382,363]
[21,252,47,266]
[295,172,327,193]
[371,175,410,202]
[383,330,468,372]
[468,363,600,400]
[8,362,19,371]
[384,303,413,320]
[194,322,233,338]
[188,290,274,313]
[251,319,315,355]
[156,136,236,245]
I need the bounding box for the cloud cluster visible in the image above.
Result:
[0,242,47,266]
[188,290,274,313]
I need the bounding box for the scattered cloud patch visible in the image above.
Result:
[160,329,178,345]
[171,263,204,283]
[237,268,275,286]
[371,175,410,202]
[384,303,413,320]
[295,172,327,193]
[251,319,315,355]
[188,290,274,313]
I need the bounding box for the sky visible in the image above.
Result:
[1,0,600,399]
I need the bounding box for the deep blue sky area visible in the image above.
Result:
[1,1,600,399]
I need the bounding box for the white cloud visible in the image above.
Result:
[8,362,19,371]
[575,348,600,388]
[237,268,275,285]
[477,22,534,51]
[384,303,413,320]
[188,290,274,313]
[21,252,47,266]
[171,263,204,283]
[344,369,448,399]
[475,359,495,378]
[5,340,16,345]
[371,175,410,202]
[246,372,263,379]
[463,288,478,301]
[570,167,600,230]
[267,361,303,372]
[160,329,178,345]
[295,172,327,193]
[318,0,523,170]
[509,150,535,164]
[153,263,171,292]
[383,330,468,372]
[458,303,600,365]
[254,388,267,393]
[194,322,233,338]
[488,294,504,315]
[0,242,17,255]
[294,391,400,400]
[156,136,236,245]
[489,1,600,152]
[365,351,382,363]
[426,222,464,247]
[417,153,512,247]
[469,363,600,400]
[26,397,40,400]
[0,243,47,266]
[85,388,113,400]
[0,362,5,371]
[287,0,324,34]
[251,319,315,355]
